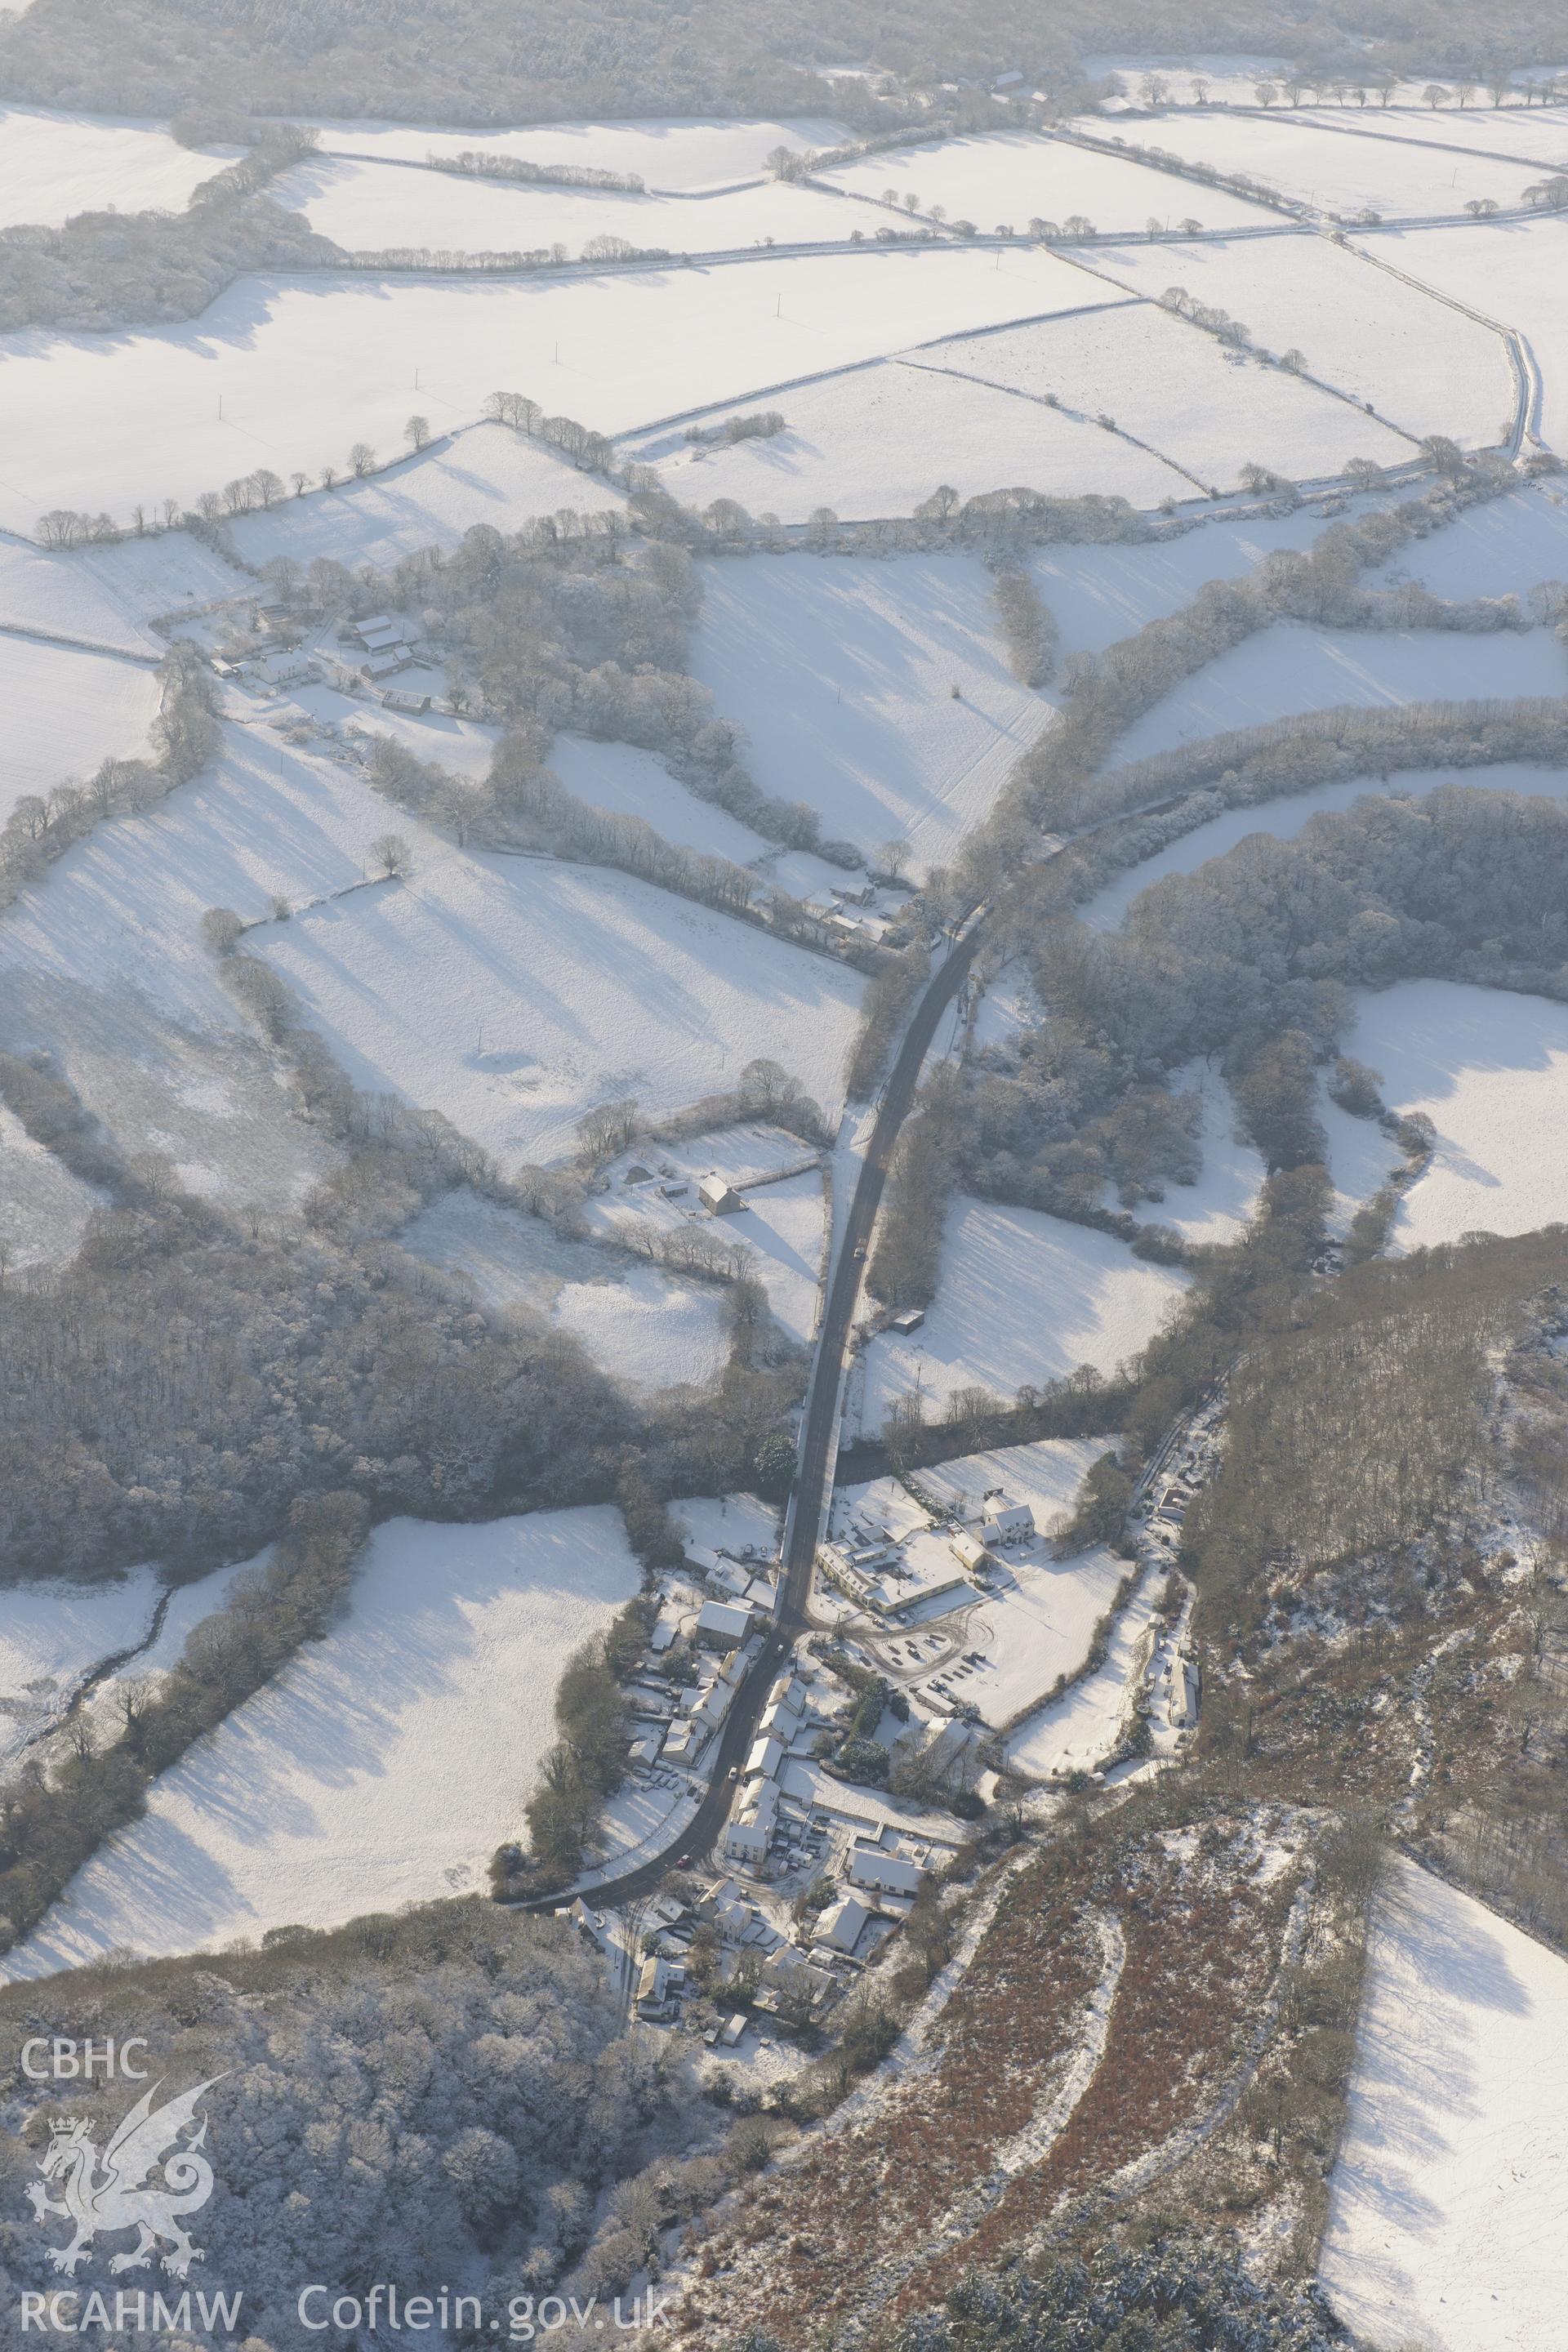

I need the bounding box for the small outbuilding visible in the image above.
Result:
[814,1894,872,1956]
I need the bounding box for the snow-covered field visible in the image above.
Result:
[0,247,1107,536]
[1082,764,1568,933]
[1085,232,1511,443]
[0,719,412,1210]
[0,541,169,658]
[310,115,851,189]
[1365,219,1568,452]
[285,681,500,780]
[581,1132,827,1343]
[629,349,1190,520]
[1321,1856,1568,2351]
[1294,103,1568,168]
[1004,1561,1157,1777]
[691,554,1062,874]
[255,852,863,1167]
[0,638,163,824]
[1106,621,1566,768]
[0,105,235,230]
[861,1196,1189,1432]
[1361,482,1568,601]
[226,423,624,572]
[400,1186,732,1392]
[817,130,1278,232]
[1339,980,1568,1246]
[546,735,769,864]
[714,1171,826,1343]
[0,1568,161,1777]
[920,1435,1111,1530]
[76,1555,263,1740]
[1031,503,1356,655]
[277,155,859,254]
[1129,111,1547,217]
[919,302,1410,488]
[1118,1060,1265,1244]
[2,1508,641,1976]
[0,1101,102,1272]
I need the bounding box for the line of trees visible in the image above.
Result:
[0,1492,366,1953]
[0,646,216,914]
[430,148,645,191]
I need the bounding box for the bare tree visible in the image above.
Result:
[371,831,411,879]
[405,414,432,452]
[349,441,376,478]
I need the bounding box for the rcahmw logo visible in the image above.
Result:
[25,2074,225,2282]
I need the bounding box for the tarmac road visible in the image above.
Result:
[521,914,991,1910]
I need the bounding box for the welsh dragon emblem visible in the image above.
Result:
[27,2076,224,2278]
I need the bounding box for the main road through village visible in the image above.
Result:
[523,907,995,1909]
[524,767,1200,1911]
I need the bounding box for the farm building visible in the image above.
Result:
[699,1174,744,1214]
[950,1529,991,1575]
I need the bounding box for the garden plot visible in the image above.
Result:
[254,854,862,1168]
[1127,111,1546,218]
[1105,621,1567,769]
[0,1101,102,1272]
[1321,1856,1568,2352]
[672,1490,780,1562]
[691,555,1063,875]
[1085,232,1508,444]
[2,1508,641,1976]
[0,105,236,230]
[1082,764,1568,933]
[1338,979,1568,1246]
[920,1436,1114,1530]
[229,423,623,572]
[0,247,1097,535]
[0,1568,161,1779]
[817,130,1277,233]
[1366,219,1568,452]
[860,1196,1189,1433]
[1361,481,1568,600]
[0,638,162,825]
[400,1187,730,1394]
[276,155,858,255]
[629,352,1189,523]
[921,303,1410,490]
[546,736,769,864]
[310,116,851,189]
[0,719,427,1210]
